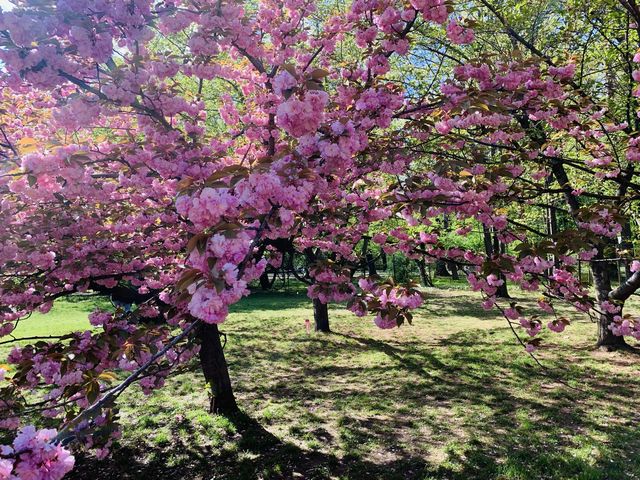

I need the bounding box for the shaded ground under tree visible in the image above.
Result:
[60,289,640,480]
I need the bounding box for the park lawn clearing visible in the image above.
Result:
[13,287,640,480]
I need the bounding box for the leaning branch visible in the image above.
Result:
[53,319,200,445]
[610,271,640,301]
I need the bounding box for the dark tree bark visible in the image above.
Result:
[259,270,273,290]
[380,250,387,271]
[313,298,330,333]
[90,282,157,305]
[495,232,510,298]
[198,322,238,414]
[483,225,510,298]
[438,215,454,278]
[591,258,628,350]
[447,260,460,281]
[416,259,433,287]
[365,252,377,276]
[304,248,331,333]
[494,277,510,299]
[355,237,377,277]
[434,259,450,277]
[483,224,493,257]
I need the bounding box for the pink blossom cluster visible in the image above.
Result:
[276,91,329,138]
[609,317,640,339]
[349,278,424,329]
[307,265,355,304]
[0,426,74,480]
[5,0,640,476]
[446,20,475,45]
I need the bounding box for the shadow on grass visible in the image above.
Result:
[68,295,640,480]
[69,410,441,480]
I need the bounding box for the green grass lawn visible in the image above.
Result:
[9,286,640,480]
[9,294,107,339]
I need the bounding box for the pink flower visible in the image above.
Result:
[89,310,112,327]
[276,91,328,138]
[446,20,474,45]
[273,70,297,97]
[547,320,566,333]
[0,459,13,479]
[504,308,519,320]
[549,64,576,79]
[374,313,397,329]
[188,287,227,324]
[7,426,74,480]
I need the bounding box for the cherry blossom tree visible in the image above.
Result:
[375,53,640,350]
[1,0,639,478]
[0,0,459,477]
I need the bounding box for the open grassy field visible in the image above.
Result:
[10,286,640,480]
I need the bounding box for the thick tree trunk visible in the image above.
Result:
[199,323,238,414]
[416,259,433,287]
[434,259,450,277]
[366,253,377,276]
[259,271,272,290]
[313,298,330,333]
[483,225,510,298]
[447,260,459,281]
[495,281,510,299]
[549,159,632,349]
[591,259,628,350]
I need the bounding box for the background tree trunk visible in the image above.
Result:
[494,279,510,299]
[313,298,330,333]
[360,237,378,276]
[416,259,433,287]
[483,224,493,258]
[434,259,450,277]
[483,225,510,298]
[259,270,274,290]
[591,259,627,350]
[447,260,459,280]
[619,220,633,279]
[366,252,377,276]
[494,233,510,298]
[199,323,238,414]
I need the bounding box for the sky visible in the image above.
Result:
[0,0,13,11]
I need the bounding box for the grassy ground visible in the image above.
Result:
[8,295,108,342]
[10,286,640,480]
